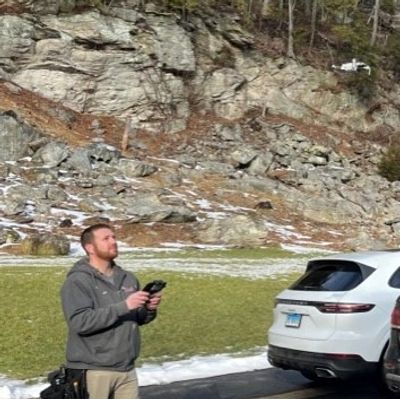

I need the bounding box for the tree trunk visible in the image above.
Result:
[319,2,328,23]
[304,0,311,17]
[121,119,130,153]
[261,0,272,16]
[370,0,380,46]
[309,0,318,49]
[278,0,285,30]
[287,0,296,58]
[248,0,254,14]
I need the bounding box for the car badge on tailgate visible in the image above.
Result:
[285,313,302,328]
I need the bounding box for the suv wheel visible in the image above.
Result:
[378,358,400,398]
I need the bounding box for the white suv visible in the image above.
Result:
[268,250,400,382]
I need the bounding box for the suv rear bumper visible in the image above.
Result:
[268,345,377,379]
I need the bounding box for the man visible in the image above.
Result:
[61,223,162,399]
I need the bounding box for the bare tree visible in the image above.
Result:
[304,0,311,17]
[370,0,380,46]
[309,0,318,49]
[287,0,296,58]
[121,118,135,153]
[278,0,285,29]
[248,0,254,14]
[261,0,272,16]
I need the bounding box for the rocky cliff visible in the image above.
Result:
[1,0,400,253]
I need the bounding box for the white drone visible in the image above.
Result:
[332,58,371,75]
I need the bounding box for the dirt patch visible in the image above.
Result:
[118,221,197,247]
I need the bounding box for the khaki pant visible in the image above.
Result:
[86,369,139,399]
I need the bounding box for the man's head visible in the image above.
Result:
[80,224,118,261]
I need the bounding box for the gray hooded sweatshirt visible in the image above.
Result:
[61,257,156,371]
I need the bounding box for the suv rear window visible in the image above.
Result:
[289,260,374,291]
[389,268,400,288]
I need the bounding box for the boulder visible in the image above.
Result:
[124,194,195,223]
[214,123,243,141]
[87,143,121,163]
[196,161,235,176]
[231,147,258,166]
[78,198,105,213]
[33,141,70,167]
[0,111,41,161]
[0,163,9,179]
[67,148,92,172]
[119,159,158,178]
[344,231,387,252]
[4,199,26,216]
[47,186,68,203]
[196,215,267,247]
[0,228,22,245]
[248,153,274,176]
[19,233,70,256]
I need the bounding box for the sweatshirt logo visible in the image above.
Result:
[121,286,135,293]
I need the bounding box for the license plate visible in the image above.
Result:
[285,313,302,328]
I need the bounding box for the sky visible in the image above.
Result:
[0,349,272,399]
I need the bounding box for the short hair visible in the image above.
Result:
[80,224,114,250]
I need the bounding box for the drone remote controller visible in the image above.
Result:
[142,280,167,295]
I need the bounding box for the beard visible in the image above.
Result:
[93,243,118,261]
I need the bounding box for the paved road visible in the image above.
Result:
[141,367,391,399]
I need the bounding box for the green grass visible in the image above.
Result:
[0,267,299,380]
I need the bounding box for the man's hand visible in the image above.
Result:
[125,291,150,310]
[146,293,162,310]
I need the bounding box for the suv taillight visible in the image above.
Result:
[316,303,375,313]
[391,307,400,327]
[274,299,375,313]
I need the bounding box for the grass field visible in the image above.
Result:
[0,266,300,380]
